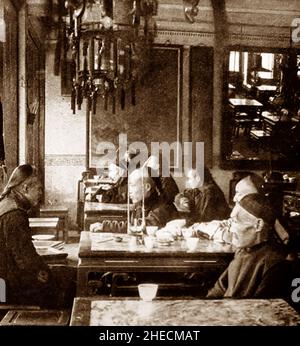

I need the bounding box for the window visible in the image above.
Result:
[242,52,248,85]
[229,51,240,72]
[258,53,274,79]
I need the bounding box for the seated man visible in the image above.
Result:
[128,168,177,228]
[206,193,287,299]
[0,164,75,308]
[146,155,179,205]
[191,173,265,243]
[175,167,230,226]
[91,163,127,203]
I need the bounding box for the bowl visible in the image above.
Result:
[138,283,158,301]
[146,226,158,237]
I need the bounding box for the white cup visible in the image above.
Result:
[186,237,199,251]
[182,228,193,239]
[146,226,158,237]
[138,284,158,301]
[129,236,138,250]
[144,236,155,250]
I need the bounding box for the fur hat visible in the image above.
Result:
[239,193,276,225]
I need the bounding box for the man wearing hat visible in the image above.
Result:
[0,164,74,307]
[206,193,287,298]
[190,173,265,243]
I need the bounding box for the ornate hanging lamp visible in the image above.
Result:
[62,0,157,114]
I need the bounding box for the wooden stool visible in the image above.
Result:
[39,206,69,243]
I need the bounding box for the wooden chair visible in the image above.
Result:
[232,112,253,137]
[249,118,272,151]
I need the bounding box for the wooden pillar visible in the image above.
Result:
[86,107,90,170]
[182,46,190,143]
[2,0,18,175]
[211,0,228,167]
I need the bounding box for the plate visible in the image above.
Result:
[32,234,55,241]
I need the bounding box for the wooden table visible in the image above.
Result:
[39,206,69,243]
[260,111,300,150]
[1,309,70,326]
[256,85,277,92]
[84,202,129,232]
[254,85,277,103]
[229,98,263,107]
[261,111,299,126]
[229,98,263,116]
[29,217,60,239]
[70,297,300,326]
[77,232,234,296]
[32,240,78,265]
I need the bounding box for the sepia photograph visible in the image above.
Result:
[0,0,300,336]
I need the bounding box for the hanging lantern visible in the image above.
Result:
[61,0,157,114]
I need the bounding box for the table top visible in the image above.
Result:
[33,241,78,265]
[261,111,300,123]
[70,297,300,326]
[256,85,277,91]
[229,98,263,107]
[79,232,234,259]
[29,217,59,228]
[29,217,59,222]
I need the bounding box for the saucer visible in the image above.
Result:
[157,240,171,246]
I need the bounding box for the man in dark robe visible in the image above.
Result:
[207,193,287,299]
[0,164,74,307]
[128,168,177,229]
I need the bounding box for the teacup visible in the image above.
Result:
[138,283,158,301]
[186,237,199,251]
[181,228,193,239]
[144,236,155,249]
[146,226,158,237]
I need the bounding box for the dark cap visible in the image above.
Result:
[239,193,276,225]
[0,164,35,199]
